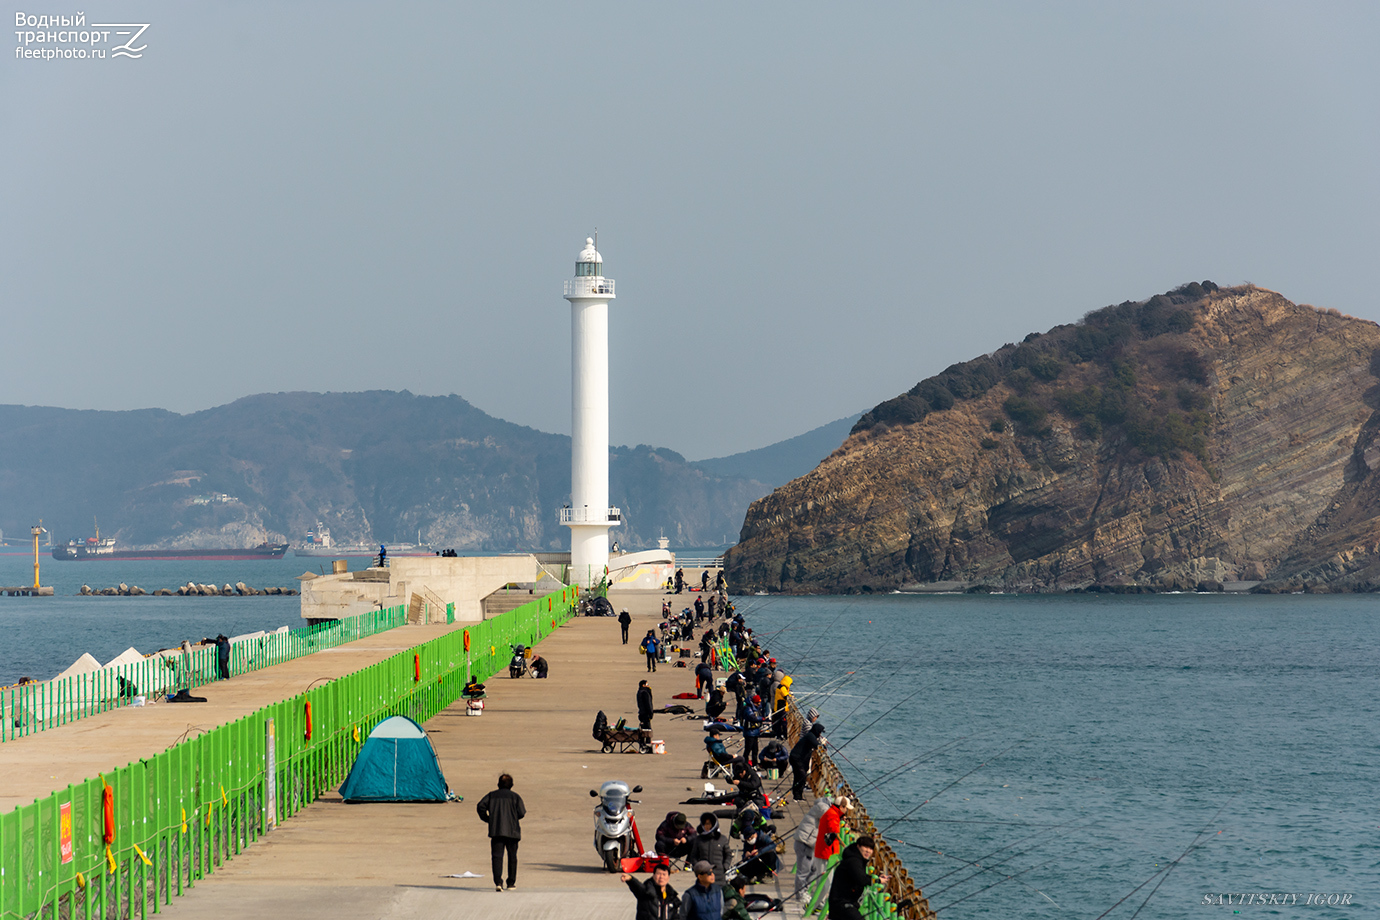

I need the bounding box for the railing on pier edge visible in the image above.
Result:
[788,701,938,920]
[0,604,419,743]
[0,585,580,920]
[674,556,725,570]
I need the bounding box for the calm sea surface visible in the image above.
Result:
[0,554,307,684]
[738,593,1377,918]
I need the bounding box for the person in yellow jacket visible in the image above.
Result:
[772,675,793,738]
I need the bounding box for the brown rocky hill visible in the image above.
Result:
[727,284,1380,593]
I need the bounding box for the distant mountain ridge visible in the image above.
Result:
[0,391,852,555]
[693,414,862,489]
[0,392,752,551]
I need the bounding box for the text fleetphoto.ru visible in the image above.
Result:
[14,11,147,60]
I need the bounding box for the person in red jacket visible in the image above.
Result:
[811,796,852,901]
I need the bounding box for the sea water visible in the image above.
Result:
[0,555,305,684]
[739,593,1377,918]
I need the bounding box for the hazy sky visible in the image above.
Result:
[3,3,1376,459]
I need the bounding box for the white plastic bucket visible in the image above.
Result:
[651,740,666,754]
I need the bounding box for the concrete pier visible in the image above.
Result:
[2,589,811,919]
[0,622,463,813]
[155,589,805,919]
[0,585,53,596]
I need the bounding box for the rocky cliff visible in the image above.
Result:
[727,285,1380,593]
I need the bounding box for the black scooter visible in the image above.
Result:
[508,643,529,678]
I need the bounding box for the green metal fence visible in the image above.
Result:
[1,606,412,743]
[0,586,578,920]
[789,699,934,920]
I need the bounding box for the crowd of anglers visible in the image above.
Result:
[619,573,891,920]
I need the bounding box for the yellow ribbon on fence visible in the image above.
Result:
[221,785,228,808]
[105,844,116,875]
[204,806,212,827]
[181,807,187,833]
[352,725,360,743]
[133,843,152,867]
[76,872,86,888]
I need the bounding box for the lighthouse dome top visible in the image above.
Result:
[573,237,605,278]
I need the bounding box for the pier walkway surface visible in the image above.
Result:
[0,622,463,814]
[136,589,806,920]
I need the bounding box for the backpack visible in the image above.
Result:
[592,710,609,740]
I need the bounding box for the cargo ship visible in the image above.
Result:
[291,523,434,557]
[51,527,288,561]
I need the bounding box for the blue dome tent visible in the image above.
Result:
[339,715,456,803]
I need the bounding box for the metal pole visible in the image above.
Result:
[31,524,45,589]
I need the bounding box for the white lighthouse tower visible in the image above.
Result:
[561,236,621,586]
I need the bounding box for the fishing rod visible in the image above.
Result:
[931,857,1056,914]
[918,818,1094,897]
[911,817,1086,887]
[830,678,941,755]
[893,815,1073,829]
[776,731,988,835]
[790,668,858,703]
[786,603,856,671]
[874,739,1028,838]
[848,729,1003,800]
[893,837,1068,912]
[783,657,905,744]
[827,746,908,821]
[787,651,890,732]
[750,606,811,648]
[826,666,903,727]
[819,740,1056,901]
[1093,792,1238,920]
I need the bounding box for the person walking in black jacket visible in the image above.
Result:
[623,863,681,919]
[476,773,526,891]
[619,609,633,644]
[637,679,655,730]
[828,837,888,920]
